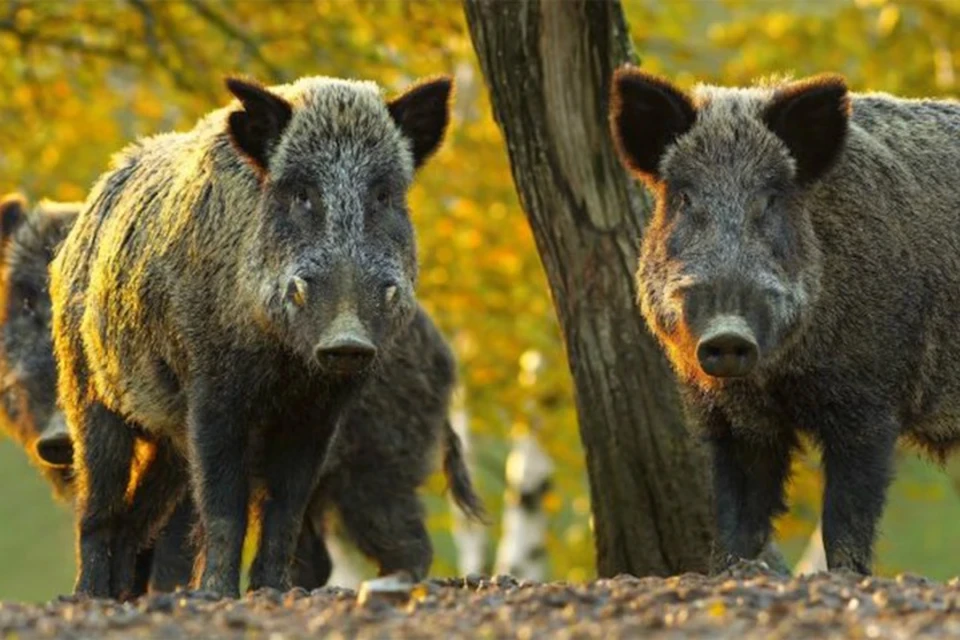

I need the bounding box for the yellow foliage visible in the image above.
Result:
[543,492,562,515]
[876,5,901,36]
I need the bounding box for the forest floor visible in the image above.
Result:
[0,562,957,639]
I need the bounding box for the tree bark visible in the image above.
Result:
[462,0,715,576]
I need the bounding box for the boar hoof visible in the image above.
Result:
[356,573,417,607]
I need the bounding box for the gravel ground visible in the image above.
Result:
[1,562,958,639]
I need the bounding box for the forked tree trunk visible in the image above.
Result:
[462,0,716,576]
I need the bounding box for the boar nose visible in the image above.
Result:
[35,413,73,468]
[314,337,376,374]
[696,316,759,378]
[314,335,377,375]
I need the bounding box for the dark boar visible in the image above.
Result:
[293,306,486,588]
[0,193,197,595]
[51,73,454,598]
[610,68,960,574]
[0,194,78,497]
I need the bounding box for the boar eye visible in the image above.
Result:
[292,191,313,214]
[754,193,778,214]
[374,186,391,208]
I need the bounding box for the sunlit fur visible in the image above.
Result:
[54,77,422,435]
[50,73,454,598]
[611,68,960,575]
[0,195,196,594]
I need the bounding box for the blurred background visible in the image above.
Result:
[1,0,959,602]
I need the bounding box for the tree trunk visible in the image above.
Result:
[462,0,715,576]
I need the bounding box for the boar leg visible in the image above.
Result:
[248,419,337,592]
[188,395,251,599]
[290,492,333,590]
[709,432,794,567]
[73,402,137,598]
[131,548,155,597]
[110,441,189,599]
[150,495,200,593]
[131,499,197,597]
[820,419,897,574]
[334,475,433,581]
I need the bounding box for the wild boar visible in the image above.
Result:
[50,73,453,598]
[610,68,960,574]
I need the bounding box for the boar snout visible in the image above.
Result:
[314,310,376,376]
[696,315,758,378]
[35,412,73,468]
[314,336,376,374]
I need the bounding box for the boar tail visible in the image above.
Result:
[442,418,489,524]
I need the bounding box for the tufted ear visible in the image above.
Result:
[762,74,850,185]
[225,76,294,173]
[609,66,697,183]
[0,193,26,243]
[388,76,453,170]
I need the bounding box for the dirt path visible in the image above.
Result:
[2,562,957,639]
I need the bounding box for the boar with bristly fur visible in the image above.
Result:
[0,193,197,594]
[609,68,960,575]
[51,73,455,599]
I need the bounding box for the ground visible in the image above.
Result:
[1,562,957,639]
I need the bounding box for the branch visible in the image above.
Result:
[0,20,133,63]
[126,0,216,102]
[183,0,286,85]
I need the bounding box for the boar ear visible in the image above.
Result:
[388,76,453,170]
[763,74,850,185]
[0,193,26,242]
[225,76,294,173]
[609,66,696,181]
